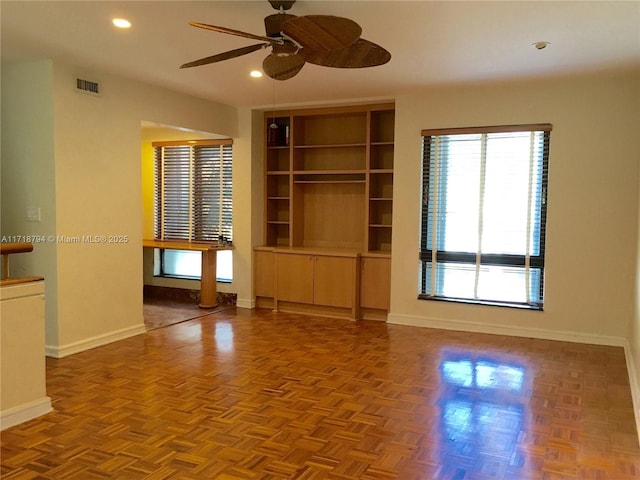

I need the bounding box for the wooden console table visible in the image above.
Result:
[143,240,233,308]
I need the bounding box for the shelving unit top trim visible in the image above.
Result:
[294,180,366,184]
[293,169,366,175]
[294,143,366,149]
[263,102,395,119]
[254,245,391,259]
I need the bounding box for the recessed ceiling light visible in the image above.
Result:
[112,18,131,29]
[532,41,550,50]
[250,70,263,78]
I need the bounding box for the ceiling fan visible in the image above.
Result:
[180,0,391,80]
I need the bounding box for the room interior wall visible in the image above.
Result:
[389,68,640,347]
[51,62,240,356]
[2,59,241,357]
[1,60,59,347]
[633,113,640,427]
[232,107,260,308]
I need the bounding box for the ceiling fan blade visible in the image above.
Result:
[180,43,268,69]
[189,22,283,45]
[262,52,305,80]
[282,15,361,52]
[301,39,391,68]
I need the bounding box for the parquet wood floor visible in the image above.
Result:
[2,308,639,479]
[143,298,233,330]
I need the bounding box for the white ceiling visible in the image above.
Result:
[2,1,639,109]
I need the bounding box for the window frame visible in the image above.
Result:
[419,124,551,310]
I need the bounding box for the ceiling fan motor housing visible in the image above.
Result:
[264,13,295,38]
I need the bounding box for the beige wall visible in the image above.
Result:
[634,103,640,425]
[390,69,640,345]
[1,60,60,346]
[233,107,263,307]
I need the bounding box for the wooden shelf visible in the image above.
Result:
[370,109,395,144]
[266,117,291,147]
[294,112,367,146]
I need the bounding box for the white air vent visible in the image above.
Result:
[75,77,100,95]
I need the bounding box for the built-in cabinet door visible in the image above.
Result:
[313,256,355,309]
[275,252,357,309]
[276,253,314,304]
[360,256,391,310]
[254,249,275,298]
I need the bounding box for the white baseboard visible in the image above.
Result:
[387,312,627,347]
[236,298,255,309]
[45,323,147,358]
[0,397,52,431]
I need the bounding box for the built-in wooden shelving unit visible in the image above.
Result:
[256,103,395,320]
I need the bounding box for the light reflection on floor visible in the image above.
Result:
[215,322,234,353]
[441,358,525,392]
[438,350,527,478]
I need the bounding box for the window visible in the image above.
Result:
[153,140,233,281]
[419,124,551,309]
[160,249,233,283]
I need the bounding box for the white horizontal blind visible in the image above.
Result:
[154,140,233,243]
[155,145,191,240]
[420,124,551,309]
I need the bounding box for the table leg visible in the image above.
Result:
[199,250,217,308]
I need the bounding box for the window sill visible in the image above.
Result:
[154,274,232,284]
[418,295,543,311]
